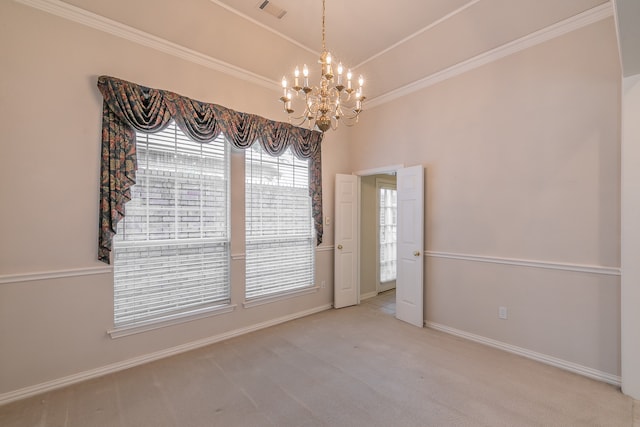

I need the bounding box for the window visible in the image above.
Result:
[379,182,397,283]
[113,121,230,328]
[245,143,315,300]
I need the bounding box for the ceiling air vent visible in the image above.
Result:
[258,0,287,19]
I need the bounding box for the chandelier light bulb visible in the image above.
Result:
[336,62,344,86]
[286,91,292,111]
[303,64,310,88]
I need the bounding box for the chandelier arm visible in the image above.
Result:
[288,111,312,121]
[288,114,313,128]
[334,116,359,128]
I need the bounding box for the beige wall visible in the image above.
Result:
[349,19,622,376]
[0,1,350,397]
[360,175,378,297]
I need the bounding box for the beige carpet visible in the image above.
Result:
[1,290,638,426]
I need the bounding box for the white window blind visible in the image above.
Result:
[379,185,397,283]
[113,121,230,327]
[245,143,315,300]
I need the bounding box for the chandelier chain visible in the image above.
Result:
[321,0,326,52]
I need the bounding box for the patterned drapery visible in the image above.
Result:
[97,75,323,264]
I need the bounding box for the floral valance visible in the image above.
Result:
[98,75,323,264]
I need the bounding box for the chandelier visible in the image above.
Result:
[279,0,365,132]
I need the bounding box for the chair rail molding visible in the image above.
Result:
[0,266,113,285]
[425,251,620,276]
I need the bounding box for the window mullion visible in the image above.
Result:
[173,124,178,241]
[200,141,203,241]
[145,134,150,241]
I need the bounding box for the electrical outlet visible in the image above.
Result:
[498,306,508,320]
[325,216,331,226]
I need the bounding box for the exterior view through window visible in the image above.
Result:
[379,184,397,284]
[245,143,315,299]
[113,121,230,328]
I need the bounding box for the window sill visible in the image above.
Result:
[243,286,320,309]
[108,304,237,339]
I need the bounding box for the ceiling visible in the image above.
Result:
[212,0,610,99]
[56,0,613,101]
[614,0,640,76]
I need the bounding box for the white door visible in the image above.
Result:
[395,165,424,327]
[334,174,359,308]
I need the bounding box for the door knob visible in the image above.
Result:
[337,244,343,250]
[413,250,421,257]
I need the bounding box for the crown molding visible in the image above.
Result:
[13,0,280,91]
[208,0,318,57]
[366,2,614,109]
[354,0,482,70]
[14,0,613,109]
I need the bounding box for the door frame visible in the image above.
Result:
[353,164,405,300]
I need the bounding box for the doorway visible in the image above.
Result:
[334,165,424,327]
[359,173,397,300]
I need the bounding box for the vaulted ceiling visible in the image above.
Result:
[50,0,615,102]
[214,0,608,99]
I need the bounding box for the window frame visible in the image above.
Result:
[243,143,317,306]
[376,177,398,288]
[109,121,234,338]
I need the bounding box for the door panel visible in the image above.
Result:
[396,165,424,327]
[334,174,359,308]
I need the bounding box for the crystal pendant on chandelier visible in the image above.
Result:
[279,0,365,132]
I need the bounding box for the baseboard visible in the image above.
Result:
[360,291,379,300]
[425,321,621,386]
[0,303,333,406]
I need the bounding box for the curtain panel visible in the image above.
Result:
[97,75,323,264]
